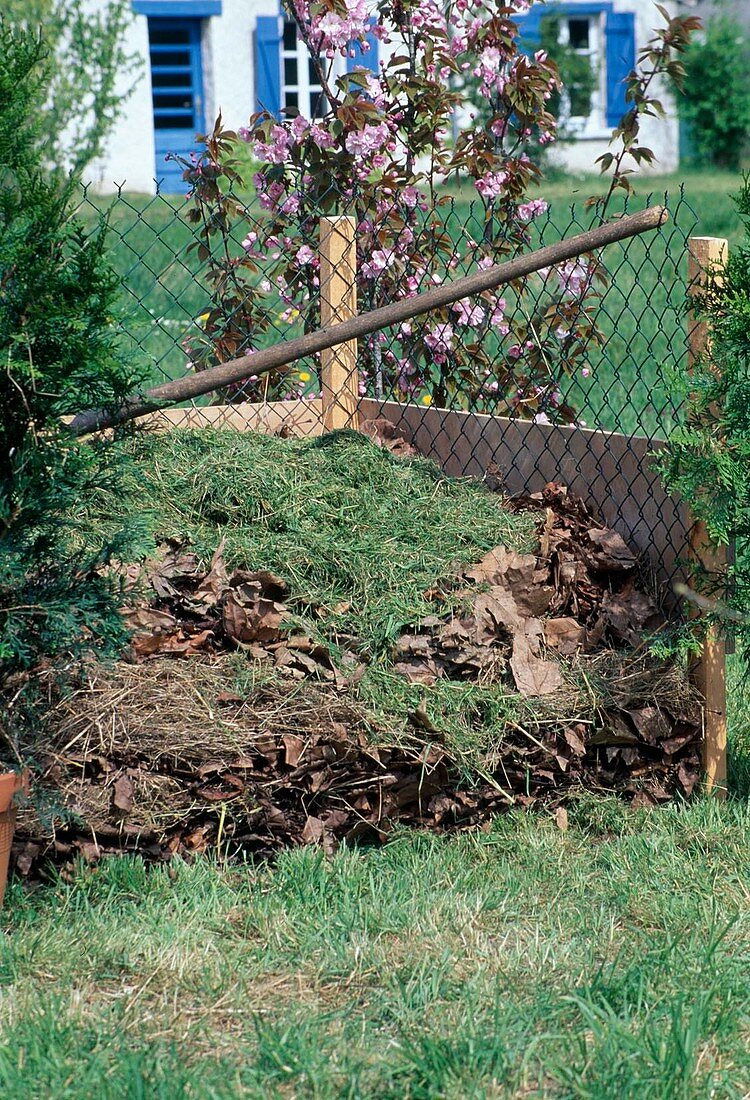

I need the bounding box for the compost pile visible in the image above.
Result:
[15,456,702,875]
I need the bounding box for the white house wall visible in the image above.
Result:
[83,8,156,194]
[204,0,275,137]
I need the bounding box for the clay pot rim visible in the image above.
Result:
[0,769,29,814]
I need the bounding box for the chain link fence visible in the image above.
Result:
[75,181,700,596]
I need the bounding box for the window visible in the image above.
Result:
[558,12,605,135]
[281,20,345,119]
[148,17,205,191]
[254,14,379,119]
[516,4,635,135]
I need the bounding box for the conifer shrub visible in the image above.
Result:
[0,22,140,766]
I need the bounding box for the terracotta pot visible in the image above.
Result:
[0,771,27,911]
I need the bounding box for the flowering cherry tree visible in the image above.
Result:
[177,0,694,420]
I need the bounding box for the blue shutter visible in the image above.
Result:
[347,28,379,74]
[605,11,635,127]
[515,2,545,51]
[255,15,282,117]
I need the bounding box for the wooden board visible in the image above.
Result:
[140,398,324,436]
[361,399,692,600]
[320,216,359,431]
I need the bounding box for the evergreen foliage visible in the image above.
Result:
[0,22,141,766]
[660,176,750,644]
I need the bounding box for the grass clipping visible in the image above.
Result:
[16,430,701,869]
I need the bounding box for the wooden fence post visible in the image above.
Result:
[687,235,729,798]
[320,216,359,431]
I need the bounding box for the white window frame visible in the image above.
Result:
[558,11,607,138]
[281,20,346,119]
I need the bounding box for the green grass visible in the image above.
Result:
[80,169,747,436]
[3,796,750,1097]
[79,428,557,772]
[89,428,534,659]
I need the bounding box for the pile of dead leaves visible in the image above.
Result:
[15,652,700,875]
[12,482,703,875]
[376,481,665,698]
[123,482,665,699]
[122,539,346,684]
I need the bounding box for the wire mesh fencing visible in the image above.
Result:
[75,180,700,596]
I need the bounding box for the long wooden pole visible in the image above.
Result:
[69,205,668,435]
[687,235,728,798]
[320,216,359,431]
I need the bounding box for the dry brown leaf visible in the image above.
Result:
[301,816,325,844]
[222,577,287,645]
[601,582,661,646]
[472,587,522,637]
[564,727,587,755]
[192,538,229,610]
[585,528,637,572]
[282,734,306,768]
[544,617,586,654]
[510,631,565,697]
[394,660,440,685]
[360,417,417,457]
[623,706,671,746]
[112,774,134,814]
[147,539,201,598]
[125,606,179,634]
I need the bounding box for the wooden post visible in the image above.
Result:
[320,216,359,431]
[687,236,728,798]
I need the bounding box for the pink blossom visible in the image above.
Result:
[281,193,301,214]
[345,122,390,157]
[452,298,486,326]
[296,244,315,265]
[424,322,454,363]
[310,123,336,149]
[290,115,309,141]
[253,124,292,164]
[361,71,386,108]
[556,259,591,298]
[475,170,508,200]
[490,298,508,332]
[508,344,523,360]
[361,247,396,280]
[411,0,448,35]
[517,199,549,222]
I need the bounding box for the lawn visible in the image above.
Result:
[3,795,750,1098]
[78,169,746,438]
